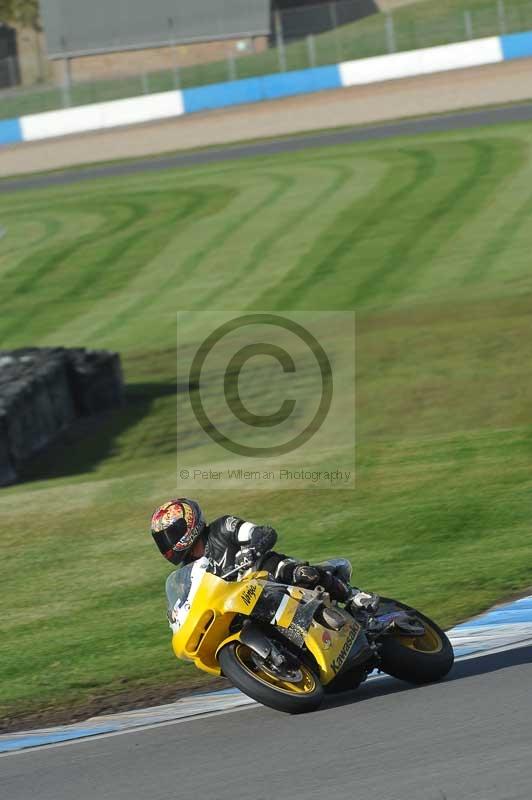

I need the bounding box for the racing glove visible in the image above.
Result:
[278,562,352,603]
[248,525,277,557]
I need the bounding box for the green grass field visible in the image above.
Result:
[1,118,532,726]
[2,0,532,120]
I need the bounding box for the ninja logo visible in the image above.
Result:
[241,584,258,606]
[331,627,358,674]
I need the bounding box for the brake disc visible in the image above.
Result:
[250,651,303,682]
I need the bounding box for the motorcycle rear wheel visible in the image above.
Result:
[378,602,454,685]
[219,641,324,714]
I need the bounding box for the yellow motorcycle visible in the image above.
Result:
[166,557,454,714]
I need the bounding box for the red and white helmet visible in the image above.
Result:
[150,498,205,565]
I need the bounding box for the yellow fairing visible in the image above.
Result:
[171,568,361,686]
[277,595,300,628]
[214,631,242,659]
[171,571,266,676]
[305,620,362,685]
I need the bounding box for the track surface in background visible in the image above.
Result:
[2,56,532,178]
[2,645,531,800]
[3,100,532,193]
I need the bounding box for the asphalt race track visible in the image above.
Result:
[3,100,532,194]
[2,646,531,800]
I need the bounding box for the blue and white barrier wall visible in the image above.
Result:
[339,36,503,85]
[1,30,532,148]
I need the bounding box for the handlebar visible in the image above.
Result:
[221,560,254,580]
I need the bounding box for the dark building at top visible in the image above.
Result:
[271,0,379,41]
[0,23,20,88]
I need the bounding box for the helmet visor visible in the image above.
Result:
[152,519,189,565]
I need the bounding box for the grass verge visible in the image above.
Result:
[0,118,532,727]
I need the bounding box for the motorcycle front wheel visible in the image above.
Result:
[378,602,454,685]
[219,641,324,714]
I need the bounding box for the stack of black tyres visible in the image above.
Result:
[0,348,123,486]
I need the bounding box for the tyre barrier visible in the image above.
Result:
[0,347,123,486]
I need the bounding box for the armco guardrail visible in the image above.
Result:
[1,31,531,147]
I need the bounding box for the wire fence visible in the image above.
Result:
[1,0,532,121]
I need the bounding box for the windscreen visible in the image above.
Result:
[165,564,195,612]
[165,556,210,629]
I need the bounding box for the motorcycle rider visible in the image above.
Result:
[151,498,378,622]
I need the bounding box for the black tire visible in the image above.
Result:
[378,603,454,685]
[219,641,324,714]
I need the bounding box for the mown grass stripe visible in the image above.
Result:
[270,147,437,310]
[202,161,351,310]
[352,139,504,304]
[464,180,532,286]
[92,171,295,342]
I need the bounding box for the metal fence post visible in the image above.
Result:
[329,2,342,62]
[227,50,237,82]
[385,13,396,53]
[6,56,17,87]
[497,0,507,34]
[59,35,72,107]
[61,57,72,108]
[168,17,180,90]
[34,28,45,82]
[306,34,317,68]
[275,10,287,72]
[464,10,474,39]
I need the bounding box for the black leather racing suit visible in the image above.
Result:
[189,515,352,602]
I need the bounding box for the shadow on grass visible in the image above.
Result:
[16,380,180,484]
[319,644,532,713]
